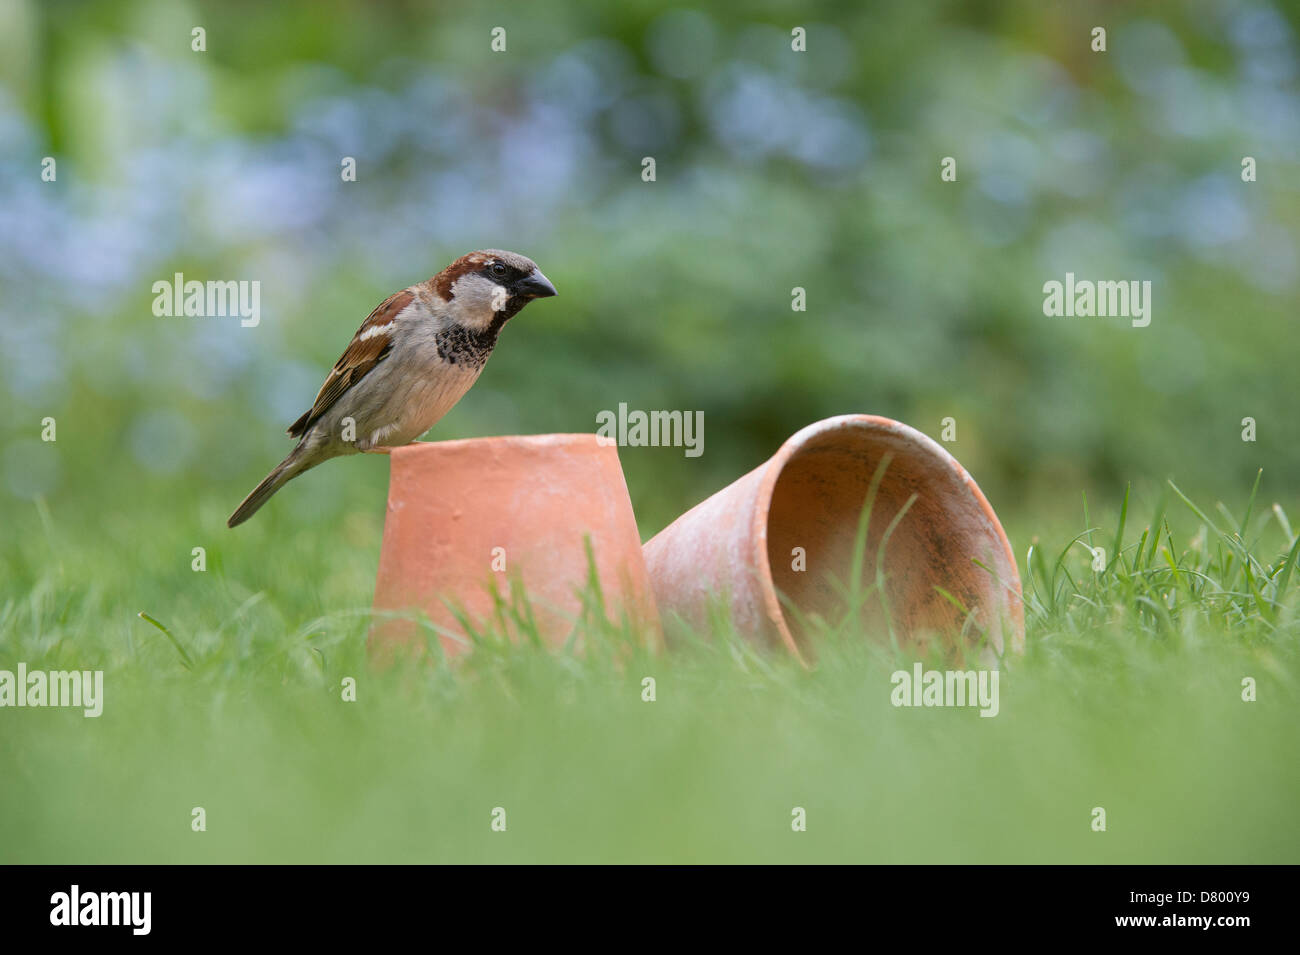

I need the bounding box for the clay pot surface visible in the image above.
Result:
[369,434,660,663]
[642,414,1023,662]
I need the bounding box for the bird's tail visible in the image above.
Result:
[227,446,313,528]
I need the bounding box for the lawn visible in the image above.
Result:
[2,474,1296,864]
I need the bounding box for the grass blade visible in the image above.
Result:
[136,611,194,670]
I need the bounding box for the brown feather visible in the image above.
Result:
[430,251,492,301]
[286,288,415,438]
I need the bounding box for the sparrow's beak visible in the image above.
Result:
[516,269,558,300]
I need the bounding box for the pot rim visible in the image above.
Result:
[389,432,613,455]
[747,414,1023,662]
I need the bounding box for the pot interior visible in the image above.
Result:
[764,423,1011,657]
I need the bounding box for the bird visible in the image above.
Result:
[227,249,557,527]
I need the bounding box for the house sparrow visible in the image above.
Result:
[227,249,556,527]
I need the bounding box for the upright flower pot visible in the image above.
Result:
[369,434,660,664]
[642,415,1023,663]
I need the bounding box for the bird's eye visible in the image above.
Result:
[490,262,508,278]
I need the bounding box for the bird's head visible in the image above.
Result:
[429,249,557,333]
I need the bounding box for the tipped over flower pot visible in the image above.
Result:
[369,434,660,664]
[642,415,1023,662]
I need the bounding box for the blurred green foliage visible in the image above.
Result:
[2,0,1297,546]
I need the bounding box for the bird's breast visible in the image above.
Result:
[381,331,486,441]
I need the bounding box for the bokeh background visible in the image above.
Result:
[3,0,1297,546]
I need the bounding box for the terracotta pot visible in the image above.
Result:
[369,434,660,664]
[642,415,1023,662]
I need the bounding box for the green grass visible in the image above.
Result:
[1,478,1298,863]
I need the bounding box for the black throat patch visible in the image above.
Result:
[435,297,528,367]
[435,321,500,367]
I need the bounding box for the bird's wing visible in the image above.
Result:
[287,289,415,438]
